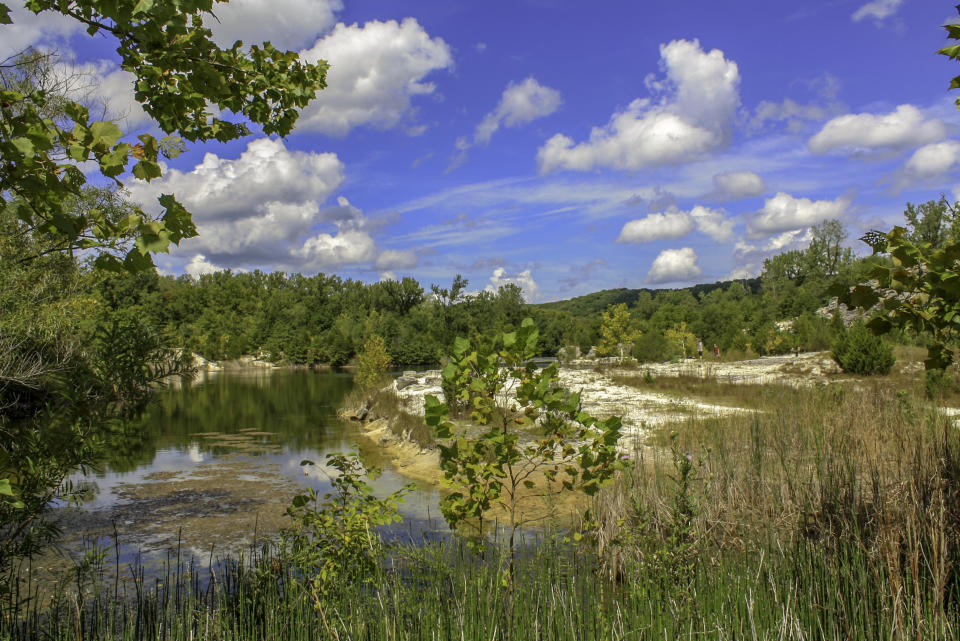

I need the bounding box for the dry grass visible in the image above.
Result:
[592,379,960,636]
[608,371,774,409]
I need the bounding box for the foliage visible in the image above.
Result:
[664,322,696,359]
[596,303,636,358]
[0,2,328,270]
[615,436,700,601]
[424,318,623,555]
[831,321,895,375]
[282,452,410,609]
[631,330,674,363]
[939,5,960,110]
[838,225,960,370]
[355,334,391,392]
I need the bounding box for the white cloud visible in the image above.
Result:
[646,248,701,284]
[617,209,694,243]
[808,105,949,154]
[293,227,376,268]
[538,39,740,172]
[209,0,343,50]
[618,205,733,243]
[712,171,766,200]
[375,249,419,271]
[486,267,540,301]
[0,5,82,59]
[690,205,735,242]
[852,0,903,23]
[751,98,835,134]
[62,60,153,129]
[902,140,960,179]
[184,254,226,278]
[887,140,960,191]
[127,137,350,266]
[474,77,561,145]
[297,18,453,136]
[748,192,851,237]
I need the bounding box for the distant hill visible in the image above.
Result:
[534,278,762,316]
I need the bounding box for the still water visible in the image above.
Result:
[53,369,444,568]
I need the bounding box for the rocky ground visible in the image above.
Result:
[389,351,856,442]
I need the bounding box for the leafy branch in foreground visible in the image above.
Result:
[425,318,623,559]
[837,226,960,371]
[0,0,328,270]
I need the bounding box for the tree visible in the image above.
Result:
[355,334,391,392]
[837,226,960,371]
[596,303,636,359]
[424,319,622,562]
[0,0,329,591]
[1,0,328,270]
[903,196,960,250]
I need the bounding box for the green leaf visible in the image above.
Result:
[90,121,123,147]
[132,0,154,14]
[0,4,11,24]
[11,137,34,156]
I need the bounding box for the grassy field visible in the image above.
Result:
[4,374,960,640]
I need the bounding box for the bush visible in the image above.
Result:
[356,335,391,391]
[831,322,895,375]
[632,331,675,363]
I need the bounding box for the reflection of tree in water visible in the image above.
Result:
[101,372,355,474]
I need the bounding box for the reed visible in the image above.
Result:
[5,382,959,640]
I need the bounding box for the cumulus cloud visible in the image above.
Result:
[537,39,740,172]
[887,140,960,191]
[474,77,561,145]
[808,105,949,154]
[618,206,734,244]
[617,209,693,243]
[209,0,343,50]
[298,19,453,136]
[126,137,363,269]
[184,254,226,278]
[486,267,540,301]
[690,206,735,242]
[748,73,844,134]
[711,171,766,200]
[852,0,903,23]
[733,228,815,269]
[645,248,701,284]
[748,192,851,237]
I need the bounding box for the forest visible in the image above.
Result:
[89,213,942,368]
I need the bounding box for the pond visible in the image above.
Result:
[48,369,445,572]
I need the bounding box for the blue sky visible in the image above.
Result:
[5,0,960,301]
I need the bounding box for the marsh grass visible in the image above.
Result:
[7,379,960,639]
[593,380,960,639]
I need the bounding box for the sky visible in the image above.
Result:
[4,0,960,301]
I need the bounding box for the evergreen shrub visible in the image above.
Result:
[831,322,895,375]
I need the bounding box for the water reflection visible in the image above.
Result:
[52,370,445,569]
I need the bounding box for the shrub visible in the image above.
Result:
[632,331,675,363]
[831,321,895,375]
[356,334,391,391]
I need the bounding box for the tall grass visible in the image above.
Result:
[593,380,960,639]
[5,382,960,640]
